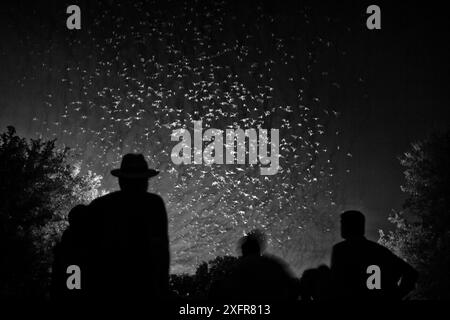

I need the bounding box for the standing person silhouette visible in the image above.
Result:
[86,153,169,303]
[51,204,88,302]
[331,210,418,300]
[214,230,298,301]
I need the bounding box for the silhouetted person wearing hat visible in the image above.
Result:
[331,210,418,300]
[85,153,169,303]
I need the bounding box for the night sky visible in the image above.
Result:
[0,0,449,273]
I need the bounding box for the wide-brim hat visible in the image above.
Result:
[111,153,159,179]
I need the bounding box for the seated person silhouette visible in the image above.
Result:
[330,210,418,300]
[51,204,88,302]
[85,153,170,302]
[216,230,297,301]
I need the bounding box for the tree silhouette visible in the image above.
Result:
[170,255,239,300]
[379,131,450,299]
[0,126,102,298]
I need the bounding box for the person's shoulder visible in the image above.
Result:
[332,240,347,251]
[146,192,163,199]
[363,239,398,259]
[263,253,286,265]
[89,191,121,206]
[145,192,165,203]
[365,238,391,252]
[263,254,293,273]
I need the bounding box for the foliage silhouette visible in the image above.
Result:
[0,126,101,298]
[379,130,450,299]
[170,255,239,300]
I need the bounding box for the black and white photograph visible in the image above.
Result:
[0,0,449,314]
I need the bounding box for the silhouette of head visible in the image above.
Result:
[239,229,266,257]
[316,264,331,274]
[111,153,159,192]
[340,210,365,239]
[68,204,87,230]
[118,177,149,192]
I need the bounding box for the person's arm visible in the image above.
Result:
[393,255,418,299]
[330,245,343,298]
[160,197,170,280]
[153,195,170,296]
